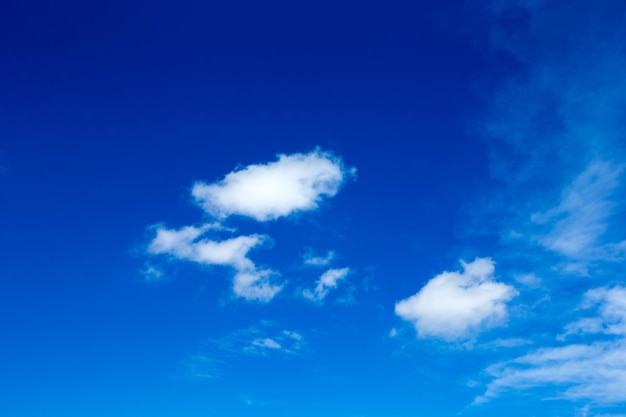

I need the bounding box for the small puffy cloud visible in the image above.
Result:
[303,267,350,302]
[192,149,355,221]
[303,250,336,267]
[395,258,517,341]
[233,269,283,302]
[147,224,282,302]
[148,224,264,271]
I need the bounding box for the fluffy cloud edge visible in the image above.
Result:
[192,149,356,222]
[147,224,283,302]
[395,258,517,341]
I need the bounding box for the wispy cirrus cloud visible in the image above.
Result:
[477,286,626,405]
[183,322,305,379]
[302,267,350,303]
[192,149,355,222]
[529,161,625,267]
[395,258,517,341]
[140,262,165,283]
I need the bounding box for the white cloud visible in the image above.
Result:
[192,149,355,221]
[395,258,517,341]
[251,337,281,350]
[233,269,283,302]
[477,340,626,404]
[303,267,350,302]
[303,250,336,267]
[562,287,626,338]
[531,161,624,260]
[479,286,626,404]
[147,224,283,302]
[145,150,355,303]
[148,224,264,271]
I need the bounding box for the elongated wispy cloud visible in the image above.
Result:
[184,322,305,379]
[478,287,626,404]
[148,224,282,301]
[303,267,350,303]
[395,258,517,341]
[192,149,355,221]
[530,161,625,265]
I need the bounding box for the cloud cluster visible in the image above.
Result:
[395,258,517,341]
[146,150,354,302]
[478,286,626,404]
[192,149,354,221]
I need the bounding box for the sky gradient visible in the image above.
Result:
[2,1,626,416]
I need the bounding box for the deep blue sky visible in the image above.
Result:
[2,1,626,416]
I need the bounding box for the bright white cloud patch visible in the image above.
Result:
[192,149,355,221]
[148,224,283,302]
[479,286,626,404]
[148,225,265,271]
[395,258,517,341]
[303,267,350,302]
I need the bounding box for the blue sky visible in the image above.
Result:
[2,0,626,416]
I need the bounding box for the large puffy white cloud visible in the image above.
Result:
[147,224,283,302]
[395,258,517,341]
[233,269,282,302]
[478,286,626,404]
[192,149,355,221]
[303,267,350,302]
